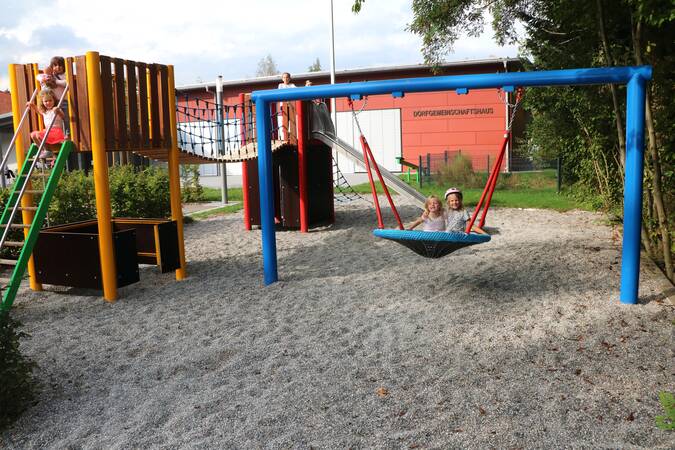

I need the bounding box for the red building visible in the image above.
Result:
[176,58,526,174]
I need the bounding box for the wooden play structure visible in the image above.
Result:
[174,93,336,232]
[3,52,187,307]
[240,99,334,230]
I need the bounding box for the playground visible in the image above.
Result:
[2,197,673,448]
[0,47,672,447]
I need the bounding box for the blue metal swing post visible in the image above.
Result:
[252,66,651,304]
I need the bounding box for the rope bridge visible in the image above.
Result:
[176,94,363,202]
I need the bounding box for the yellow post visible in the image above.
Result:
[85,51,118,301]
[8,64,42,291]
[166,65,186,280]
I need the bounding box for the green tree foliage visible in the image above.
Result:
[307,58,322,72]
[0,312,37,431]
[256,54,280,77]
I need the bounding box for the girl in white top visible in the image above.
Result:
[408,195,446,231]
[27,88,66,162]
[277,72,296,140]
[36,56,69,137]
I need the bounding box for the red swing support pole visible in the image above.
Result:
[466,88,523,233]
[350,98,404,230]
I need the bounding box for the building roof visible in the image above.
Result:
[177,57,524,91]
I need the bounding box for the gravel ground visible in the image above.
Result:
[2,199,673,449]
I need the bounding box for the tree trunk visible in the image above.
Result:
[631,17,673,281]
[595,0,626,172]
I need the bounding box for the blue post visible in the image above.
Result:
[619,74,647,304]
[255,99,278,285]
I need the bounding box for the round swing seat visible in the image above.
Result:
[373,229,491,258]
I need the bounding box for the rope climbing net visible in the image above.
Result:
[176,94,289,162]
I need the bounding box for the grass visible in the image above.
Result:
[190,169,589,221]
[201,187,244,202]
[188,203,243,220]
[351,170,592,211]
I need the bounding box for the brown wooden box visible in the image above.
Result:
[33,218,180,289]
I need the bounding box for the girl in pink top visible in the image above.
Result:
[408,195,446,231]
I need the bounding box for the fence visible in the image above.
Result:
[416,149,561,191]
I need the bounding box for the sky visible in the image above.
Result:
[0,0,518,91]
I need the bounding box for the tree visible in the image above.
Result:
[256,54,279,77]
[308,58,322,72]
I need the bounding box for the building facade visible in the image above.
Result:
[176,58,526,179]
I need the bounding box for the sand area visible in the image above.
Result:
[1,198,673,448]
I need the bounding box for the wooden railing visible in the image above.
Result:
[11,55,174,153]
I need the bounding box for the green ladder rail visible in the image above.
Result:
[0,141,73,311]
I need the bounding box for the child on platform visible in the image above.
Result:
[444,187,487,234]
[26,88,66,166]
[408,195,446,231]
[36,56,69,137]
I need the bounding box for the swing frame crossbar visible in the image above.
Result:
[251,65,652,305]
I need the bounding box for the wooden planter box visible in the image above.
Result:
[33,218,179,290]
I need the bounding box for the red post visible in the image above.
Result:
[360,136,404,230]
[239,93,251,230]
[296,100,308,232]
[360,135,385,229]
[466,132,508,232]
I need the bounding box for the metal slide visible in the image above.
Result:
[312,131,426,208]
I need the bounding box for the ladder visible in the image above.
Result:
[0,141,73,311]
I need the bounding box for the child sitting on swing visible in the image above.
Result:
[444,187,487,234]
[408,195,446,231]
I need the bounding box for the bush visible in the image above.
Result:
[0,311,37,431]
[109,165,171,218]
[0,165,173,229]
[180,165,204,203]
[47,170,97,224]
[436,154,484,189]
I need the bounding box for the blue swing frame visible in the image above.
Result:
[251,66,652,305]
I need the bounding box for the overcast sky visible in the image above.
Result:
[0,0,518,90]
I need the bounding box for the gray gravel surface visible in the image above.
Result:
[2,200,673,449]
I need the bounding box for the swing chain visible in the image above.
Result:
[504,87,525,133]
[348,96,369,136]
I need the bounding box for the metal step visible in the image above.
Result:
[4,241,25,247]
[17,206,38,211]
[0,259,18,266]
[0,223,31,229]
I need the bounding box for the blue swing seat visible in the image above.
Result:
[372,229,491,258]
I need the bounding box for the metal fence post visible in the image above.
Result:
[216,76,229,205]
[418,155,423,188]
[426,153,431,181]
[557,157,562,193]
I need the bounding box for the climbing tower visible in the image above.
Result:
[7,52,186,303]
